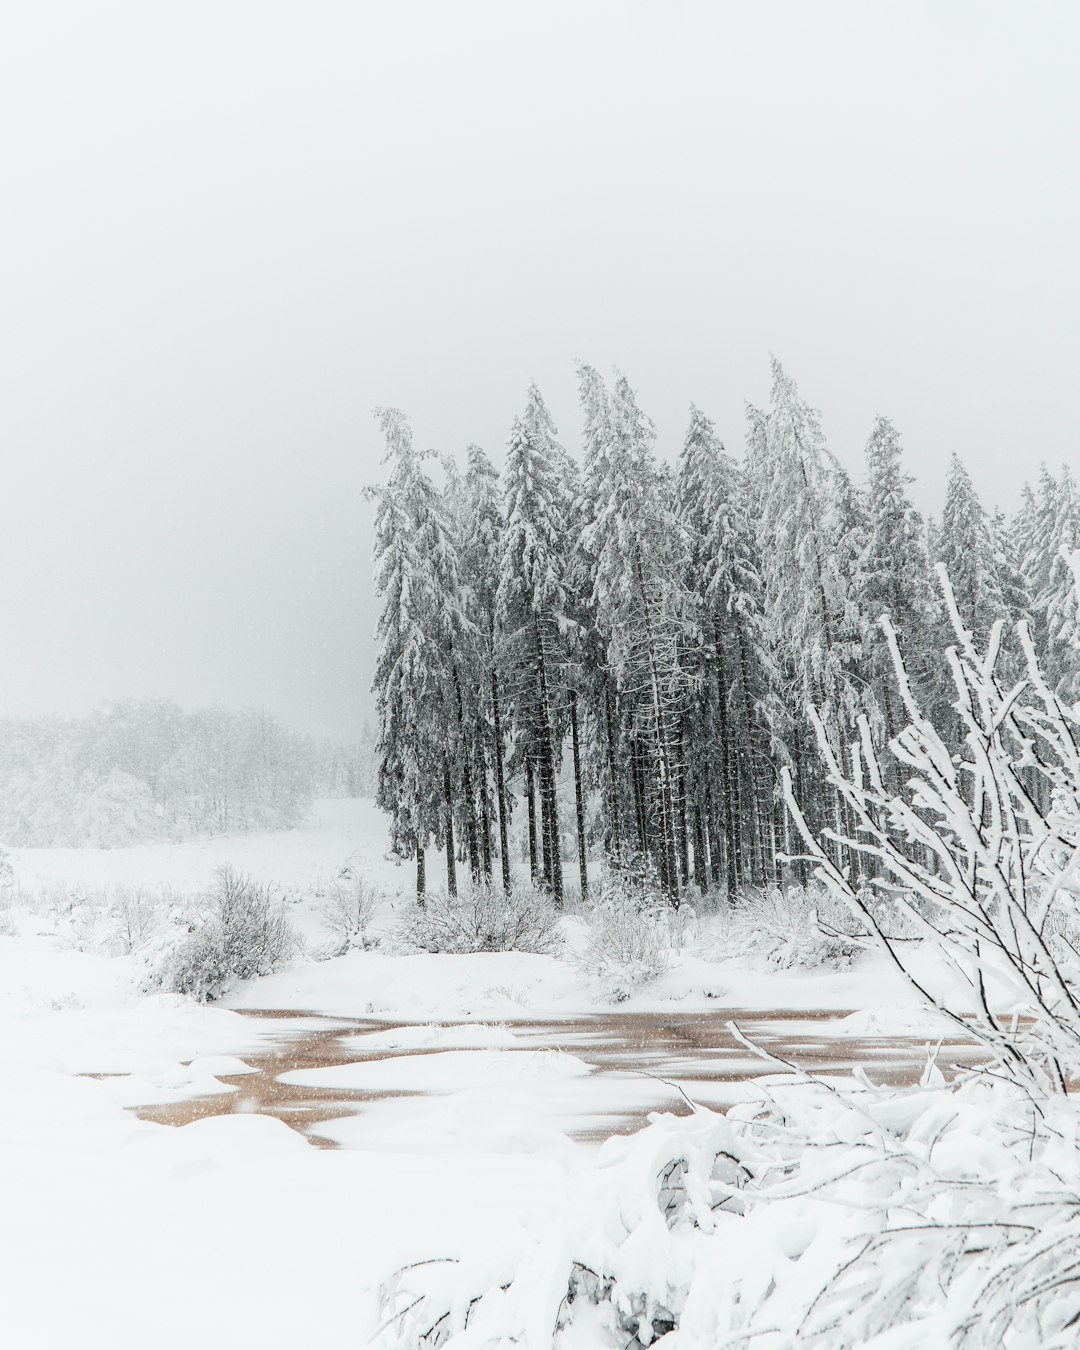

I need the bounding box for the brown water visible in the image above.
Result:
[133,1008,984,1147]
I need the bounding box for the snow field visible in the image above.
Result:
[0,798,962,1348]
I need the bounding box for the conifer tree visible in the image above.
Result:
[584,372,692,903]
[860,416,934,749]
[496,387,570,906]
[368,408,460,899]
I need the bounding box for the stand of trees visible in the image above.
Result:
[0,701,376,847]
[370,359,1080,908]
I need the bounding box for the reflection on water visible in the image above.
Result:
[133,1007,984,1148]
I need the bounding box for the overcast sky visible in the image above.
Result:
[1,1,1077,737]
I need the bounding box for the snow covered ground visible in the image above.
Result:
[0,799,954,1348]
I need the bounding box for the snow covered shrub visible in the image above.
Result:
[149,865,301,1002]
[720,882,862,971]
[107,884,166,955]
[578,859,680,994]
[396,880,562,956]
[785,578,1080,1095]
[314,872,378,956]
[378,1067,1080,1350]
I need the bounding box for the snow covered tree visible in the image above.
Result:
[677,404,771,893]
[460,444,513,891]
[496,386,571,907]
[583,371,692,904]
[368,407,461,899]
[860,415,935,754]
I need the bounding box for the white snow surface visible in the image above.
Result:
[0,799,959,1348]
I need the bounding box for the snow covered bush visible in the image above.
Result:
[718,882,862,971]
[148,865,301,1002]
[396,880,562,956]
[785,579,1080,1095]
[314,872,378,956]
[377,1066,1080,1349]
[577,860,683,995]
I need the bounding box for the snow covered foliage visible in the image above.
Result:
[147,865,301,1002]
[377,1069,1080,1350]
[396,880,563,956]
[785,575,1080,1096]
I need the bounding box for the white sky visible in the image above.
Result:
[1,1,1077,737]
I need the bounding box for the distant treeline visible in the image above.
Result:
[0,700,376,847]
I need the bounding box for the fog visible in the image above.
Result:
[1,1,1076,737]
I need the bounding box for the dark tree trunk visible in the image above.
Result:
[675,766,691,891]
[704,779,722,888]
[603,684,623,861]
[692,798,708,893]
[443,759,457,897]
[491,666,512,894]
[631,737,649,858]
[570,690,589,904]
[478,750,493,881]
[526,757,538,884]
[416,840,426,905]
[451,663,481,883]
[734,621,769,885]
[533,621,563,908]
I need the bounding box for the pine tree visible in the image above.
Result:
[461,444,513,891]
[677,404,770,893]
[368,408,461,900]
[860,415,935,749]
[937,453,1008,647]
[496,387,571,906]
[584,371,692,903]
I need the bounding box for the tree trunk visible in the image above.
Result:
[570,690,589,904]
[478,748,493,881]
[416,840,426,905]
[533,620,563,909]
[712,630,739,900]
[631,737,649,858]
[526,757,538,884]
[603,684,623,860]
[734,621,769,885]
[692,799,708,893]
[704,779,721,888]
[675,772,690,888]
[443,759,457,897]
[451,663,481,883]
[491,666,512,894]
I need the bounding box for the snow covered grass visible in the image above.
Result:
[395,879,563,956]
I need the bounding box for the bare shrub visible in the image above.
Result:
[314,873,378,956]
[149,865,301,1002]
[397,879,562,955]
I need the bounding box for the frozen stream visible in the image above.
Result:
[134,1007,986,1148]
